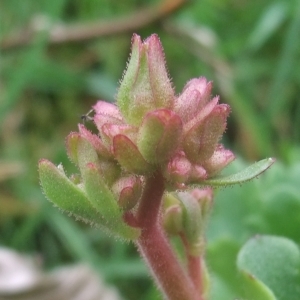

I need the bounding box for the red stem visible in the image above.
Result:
[188,255,204,296]
[135,171,203,300]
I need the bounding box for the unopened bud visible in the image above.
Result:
[117,34,175,126]
[112,176,143,211]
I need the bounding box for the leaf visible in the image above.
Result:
[82,163,140,240]
[38,159,105,226]
[247,2,288,52]
[204,158,275,186]
[39,159,140,240]
[238,269,277,300]
[237,235,300,300]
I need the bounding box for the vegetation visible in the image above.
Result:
[1,0,300,299]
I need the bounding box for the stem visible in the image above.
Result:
[180,233,205,298]
[135,171,203,300]
[188,255,204,296]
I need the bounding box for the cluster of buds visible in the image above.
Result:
[93,34,234,186]
[163,188,213,256]
[39,34,235,240]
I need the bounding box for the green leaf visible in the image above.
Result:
[204,158,275,186]
[247,2,288,52]
[38,159,105,226]
[237,235,300,300]
[82,163,140,240]
[238,269,277,300]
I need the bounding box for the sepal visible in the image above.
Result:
[78,124,111,159]
[113,134,154,174]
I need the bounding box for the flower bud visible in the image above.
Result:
[137,109,182,163]
[113,134,154,174]
[202,144,235,177]
[78,124,111,159]
[190,188,213,223]
[177,191,203,256]
[163,204,183,236]
[93,100,124,123]
[112,176,143,211]
[117,34,175,126]
[183,104,230,163]
[101,123,137,147]
[164,152,192,184]
[189,165,207,183]
[175,77,213,123]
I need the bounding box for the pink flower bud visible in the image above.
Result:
[78,124,111,159]
[137,109,182,163]
[101,123,137,147]
[189,165,207,183]
[113,134,154,174]
[93,100,123,121]
[112,176,143,211]
[202,144,235,176]
[117,34,175,126]
[164,152,192,184]
[175,77,213,123]
[183,104,230,163]
[93,101,125,140]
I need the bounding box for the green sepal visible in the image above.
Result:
[117,34,141,124]
[66,132,81,165]
[113,134,154,174]
[76,135,99,171]
[204,158,275,186]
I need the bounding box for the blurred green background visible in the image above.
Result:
[1,0,300,299]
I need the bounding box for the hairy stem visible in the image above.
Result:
[136,171,203,300]
[188,255,204,296]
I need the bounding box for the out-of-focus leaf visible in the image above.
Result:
[247,2,288,51]
[262,186,300,242]
[0,161,24,181]
[237,235,300,300]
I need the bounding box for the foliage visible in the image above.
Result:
[1,0,300,299]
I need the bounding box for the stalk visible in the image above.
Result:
[136,171,203,300]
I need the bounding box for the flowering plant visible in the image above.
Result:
[39,34,274,300]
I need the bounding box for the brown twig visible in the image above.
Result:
[0,0,188,51]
